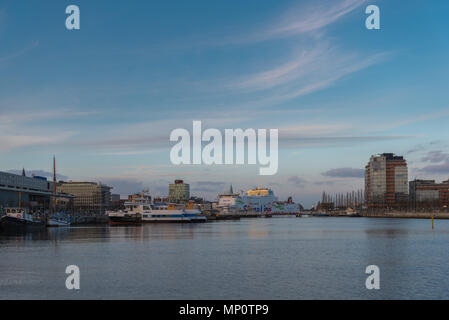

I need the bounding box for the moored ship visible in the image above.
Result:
[142,203,191,223]
[183,201,207,222]
[218,186,303,215]
[108,209,142,226]
[47,212,72,227]
[107,193,206,224]
[0,208,46,232]
[107,200,144,226]
[271,197,302,215]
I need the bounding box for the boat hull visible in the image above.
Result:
[47,219,71,227]
[108,216,142,226]
[142,218,191,223]
[0,215,46,232]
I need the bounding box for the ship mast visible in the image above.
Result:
[18,168,25,209]
[53,156,57,214]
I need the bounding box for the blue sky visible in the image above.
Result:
[1,0,449,207]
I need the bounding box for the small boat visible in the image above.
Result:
[47,212,72,227]
[346,208,360,217]
[107,208,142,226]
[0,208,46,232]
[296,213,302,217]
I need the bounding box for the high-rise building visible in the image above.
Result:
[168,180,190,203]
[365,153,408,208]
[57,181,112,214]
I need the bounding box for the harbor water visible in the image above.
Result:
[1,216,449,299]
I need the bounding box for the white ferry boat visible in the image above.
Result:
[218,187,302,215]
[142,203,191,223]
[108,199,205,224]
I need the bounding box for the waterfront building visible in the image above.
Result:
[409,179,449,209]
[110,194,122,210]
[111,194,121,202]
[153,196,170,204]
[128,192,151,203]
[365,153,408,208]
[57,181,112,214]
[0,170,72,210]
[168,180,190,203]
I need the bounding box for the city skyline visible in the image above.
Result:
[1,0,449,207]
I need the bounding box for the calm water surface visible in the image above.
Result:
[1,217,448,299]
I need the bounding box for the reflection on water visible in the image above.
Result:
[1,217,449,299]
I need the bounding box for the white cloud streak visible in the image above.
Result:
[225,0,367,45]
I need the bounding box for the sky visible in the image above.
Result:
[1,0,449,208]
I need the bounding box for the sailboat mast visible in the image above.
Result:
[19,168,25,209]
[53,156,57,214]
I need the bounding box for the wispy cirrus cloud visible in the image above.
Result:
[229,47,326,91]
[229,47,392,106]
[264,0,366,40]
[0,109,98,125]
[0,108,94,152]
[0,40,39,65]
[218,0,390,107]
[322,167,365,178]
[0,133,74,152]
[223,0,367,45]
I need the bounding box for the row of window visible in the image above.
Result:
[143,214,182,218]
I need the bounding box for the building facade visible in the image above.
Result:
[0,171,72,210]
[57,181,112,214]
[365,153,408,208]
[409,179,449,209]
[168,180,190,203]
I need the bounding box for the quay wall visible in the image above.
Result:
[359,211,449,220]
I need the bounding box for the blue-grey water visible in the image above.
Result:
[1,216,448,300]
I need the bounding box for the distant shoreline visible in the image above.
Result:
[359,212,449,220]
